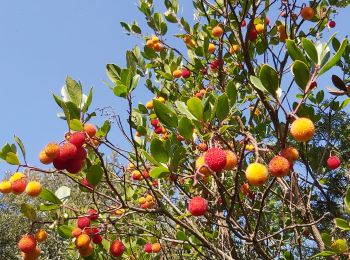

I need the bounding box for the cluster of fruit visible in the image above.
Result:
[39,124,96,174]
[172,68,191,79]
[149,118,166,135]
[145,36,163,52]
[138,194,156,209]
[0,172,42,197]
[18,230,47,260]
[144,242,161,253]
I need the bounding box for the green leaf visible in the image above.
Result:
[150,138,169,163]
[39,188,62,204]
[106,64,120,83]
[344,186,350,209]
[39,204,60,211]
[96,120,111,138]
[226,81,237,105]
[53,94,70,124]
[69,119,83,131]
[176,230,187,241]
[65,76,82,108]
[187,97,204,121]
[259,64,279,95]
[129,74,140,92]
[335,218,350,230]
[113,81,128,98]
[82,87,93,113]
[302,38,318,64]
[153,100,178,127]
[319,38,348,76]
[20,203,37,220]
[142,150,161,167]
[149,166,170,179]
[215,94,229,122]
[311,251,336,258]
[286,39,307,64]
[55,186,71,201]
[175,101,197,120]
[291,61,310,90]
[178,117,194,140]
[86,164,103,186]
[250,75,267,92]
[6,152,20,165]
[57,225,74,239]
[14,135,26,162]
[321,233,332,247]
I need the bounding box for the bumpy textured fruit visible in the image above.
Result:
[115,208,125,216]
[59,143,78,161]
[195,156,211,176]
[9,172,26,183]
[18,235,37,253]
[153,42,163,52]
[88,208,99,220]
[172,69,182,78]
[71,228,82,238]
[84,123,97,137]
[248,29,257,41]
[290,118,315,142]
[65,159,84,174]
[0,180,12,194]
[327,156,341,170]
[212,25,223,37]
[39,150,54,165]
[204,147,227,172]
[12,179,27,194]
[301,7,315,20]
[44,142,60,159]
[245,163,269,186]
[269,156,290,177]
[132,170,142,180]
[52,156,67,170]
[181,69,191,78]
[110,240,125,257]
[208,43,216,53]
[75,234,91,249]
[22,246,41,260]
[75,146,87,160]
[328,20,336,28]
[79,243,94,257]
[152,243,161,253]
[77,217,91,229]
[144,243,152,253]
[35,229,47,242]
[280,147,299,162]
[188,196,208,216]
[69,132,86,148]
[224,151,238,170]
[26,181,42,197]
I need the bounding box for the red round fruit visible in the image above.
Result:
[12,180,27,194]
[110,240,125,257]
[327,156,341,170]
[88,208,98,220]
[84,123,97,137]
[77,217,90,229]
[53,156,67,170]
[144,243,152,253]
[75,147,87,160]
[154,126,163,134]
[151,119,159,127]
[81,178,93,189]
[181,69,191,78]
[92,234,103,244]
[241,20,246,27]
[200,67,208,75]
[309,81,317,89]
[328,20,336,28]
[204,147,227,172]
[59,143,77,161]
[248,29,258,41]
[188,196,208,216]
[18,235,37,253]
[69,132,86,148]
[65,159,84,174]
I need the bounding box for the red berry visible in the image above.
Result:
[144,243,152,253]
[92,234,103,244]
[88,208,98,220]
[151,119,159,127]
[154,126,163,134]
[204,147,227,172]
[77,217,90,229]
[181,69,191,78]
[327,156,341,170]
[59,143,77,161]
[81,178,93,189]
[248,29,258,41]
[75,146,87,161]
[53,156,67,170]
[65,159,84,174]
[110,240,125,257]
[200,67,208,75]
[69,132,86,148]
[328,20,336,28]
[12,180,27,194]
[309,81,317,89]
[18,235,37,253]
[188,196,208,216]
[241,20,246,27]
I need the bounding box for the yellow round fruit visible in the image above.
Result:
[146,39,154,48]
[26,181,42,197]
[151,36,159,43]
[245,144,254,151]
[79,243,94,257]
[300,6,315,20]
[255,23,264,34]
[39,150,53,165]
[157,96,166,103]
[22,246,41,260]
[195,156,211,176]
[138,197,146,204]
[115,208,125,216]
[208,43,216,54]
[245,163,269,186]
[290,118,315,142]
[75,234,91,249]
[172,69,182,78]
[9,172,26,183]
[44,142,60,159]
[0,180,12,194]
[224,151,238,170]
[146,100,154,109]
[145,194,154,202]
[35,229,48,242]
[229,44,240,54]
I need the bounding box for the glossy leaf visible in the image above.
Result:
[250,75,267,92]
[14,135,26,162]
[178,117,194,140]
[259,64,279,95]
[149,166,169,179]
[292,61,310,90]
[69,119,84,131]
[215,94,229,122]
[39,188,62,204]
[319,38,348,75]
[302,38,318,64]
[286,39,307,64]
[150,138,169,163]
[57,225,74,239]
[86,164,103,186]
[153,100,178,127]
[187,97,204,121]
[335,218,350,230]
[65,76,82,108]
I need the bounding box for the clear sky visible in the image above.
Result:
[0,1,348,175]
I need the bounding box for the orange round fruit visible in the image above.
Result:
[245,163,269,186]
[26,181,42,197]
[22,246,41,260]
[255,23,264,34]
[208,43,216,54]
[39,150,53,165]
[268,155,290,177]
[146,39,154,48]
[229,44,240,54]
[84,123,97,137]
[75,234,91,249]
[152,242,161,253]
[18,235,37,253]
[290,117,315,142]
[224,150,238,170]
[301,7,315,20]
[79,243,94,257]
[195,156,211,176]
[0,180,12,194]
[44,142,60,159]
[280,147,299,162]
[35,229,47,242]
[212,25,223,37]
[172,69,182,78]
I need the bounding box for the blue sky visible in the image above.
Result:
[0,1,348,175]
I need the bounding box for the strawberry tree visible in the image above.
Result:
[1,0,350,259]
